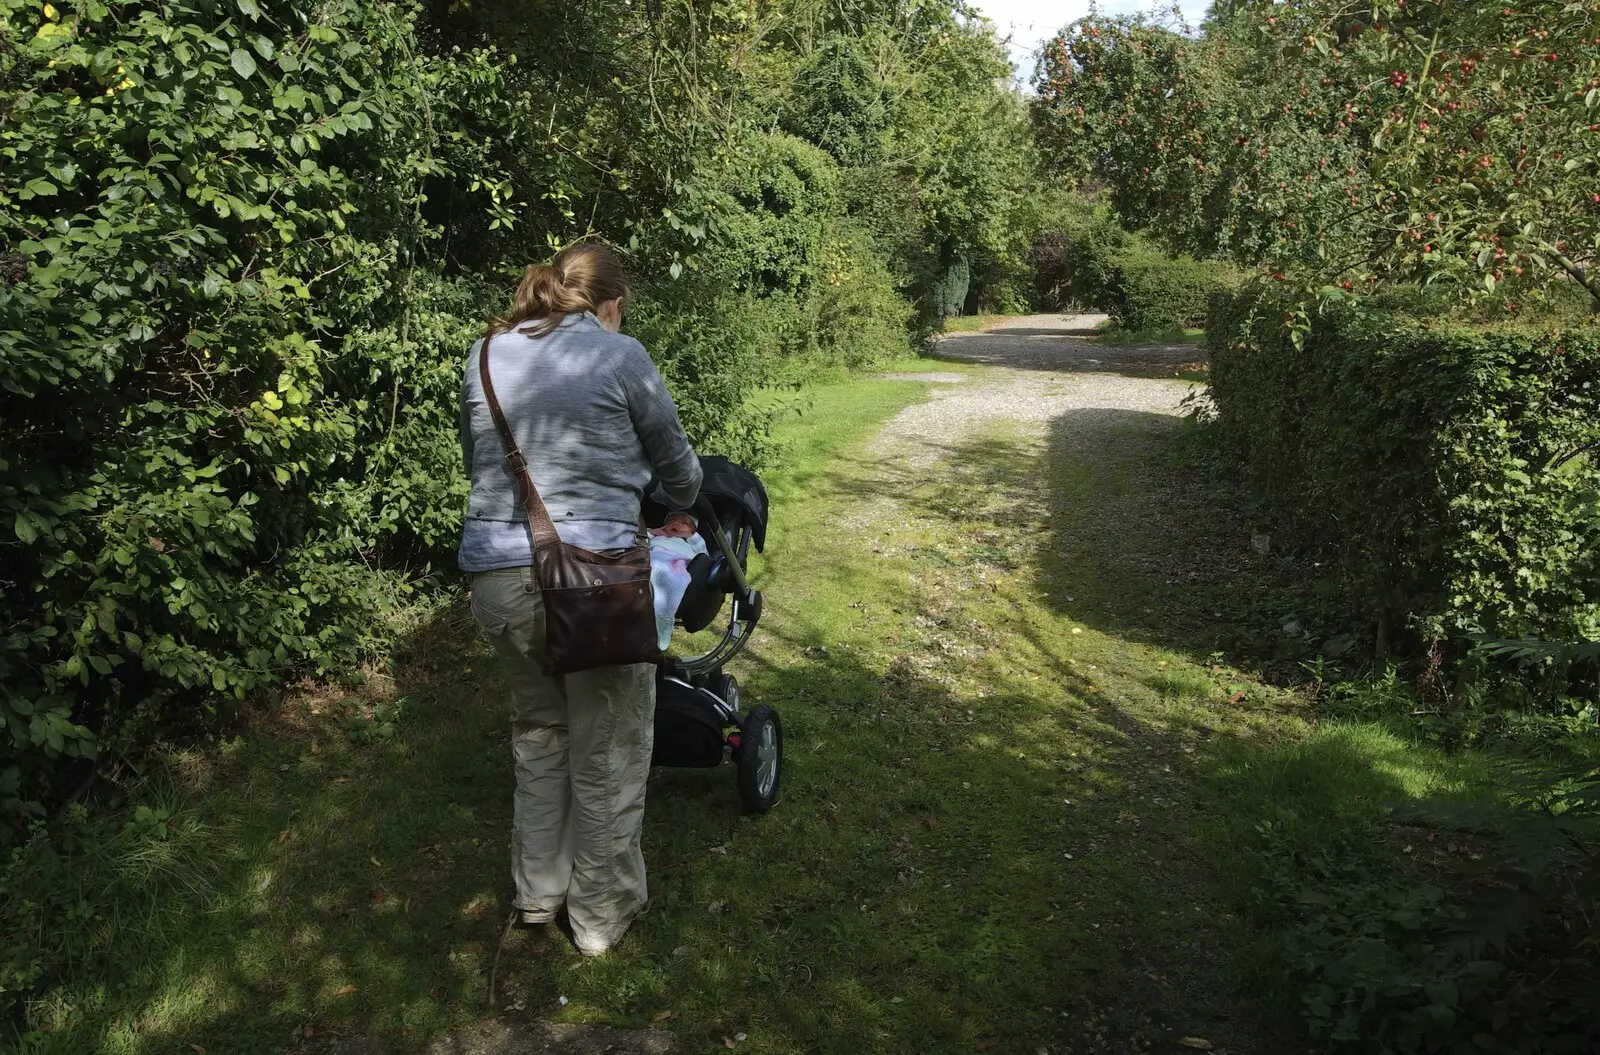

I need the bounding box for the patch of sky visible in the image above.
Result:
[972,0,1201,87]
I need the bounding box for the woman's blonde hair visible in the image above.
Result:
[488,242,631,339]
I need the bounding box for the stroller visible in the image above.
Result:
[643,456,782,814]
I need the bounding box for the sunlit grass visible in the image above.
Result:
[23,369,1524,1054]
[939,313,1017,334]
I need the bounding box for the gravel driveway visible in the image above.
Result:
[875,314,1204,468]
[933,313,1205,375]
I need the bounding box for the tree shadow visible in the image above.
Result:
[813,408,1332,680]
[930,333,1206,379]
[44,579,1396,1055]
[38,400,1411,1055]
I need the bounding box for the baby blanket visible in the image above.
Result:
[650,533,708,651]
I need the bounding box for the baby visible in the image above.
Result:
[650,512,698,539]
[648,512,708,649]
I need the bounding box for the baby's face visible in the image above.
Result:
[656,513,696,538]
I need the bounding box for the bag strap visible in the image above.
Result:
[478,334,563,551]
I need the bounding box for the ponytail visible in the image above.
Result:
[488,242,631,339]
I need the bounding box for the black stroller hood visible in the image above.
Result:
[696,455,768,553]
[645,455,768,553]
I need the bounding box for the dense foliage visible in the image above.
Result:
[1207,287,1600,674]
[0,0,1040,842]
[1253,765,1600,1052]
[1032,0,1600,314]
[1028,196,1236,330]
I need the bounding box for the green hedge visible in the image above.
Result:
[0,0,987,841]
[1101,245,1232,331]
[1032,210,1232,330]
[1206,287,1600,659]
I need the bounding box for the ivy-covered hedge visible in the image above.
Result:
[1206,287,1600,660]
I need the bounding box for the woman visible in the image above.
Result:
[458,242,702,956]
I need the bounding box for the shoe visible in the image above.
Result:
[571,900,648,957]
[517,906,559,925]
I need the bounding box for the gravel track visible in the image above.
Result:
[874,314,1203,467]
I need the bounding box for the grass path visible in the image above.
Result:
[30,352,1498,1055]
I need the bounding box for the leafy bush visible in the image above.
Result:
[1099,244,1234,331]
[0,0,467,838]
[1029,201,1131,310]
[1206,287,1600,667]
[1252,765,1600,1053]
[1032,209,1232,329]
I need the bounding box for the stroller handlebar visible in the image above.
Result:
[695,497,753,600]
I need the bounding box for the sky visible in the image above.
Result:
[972,0,1200,85]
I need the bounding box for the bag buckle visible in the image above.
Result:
[504,449,528,473]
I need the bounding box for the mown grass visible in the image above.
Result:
[1089,322,1205,346]
[939,314,1017,334]
[15,370,1522,1054]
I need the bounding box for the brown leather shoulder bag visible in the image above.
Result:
[478,333,661,675]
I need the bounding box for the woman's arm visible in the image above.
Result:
[617,341,702,509]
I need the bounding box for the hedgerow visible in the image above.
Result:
[1206,286,1600,666]
[1030,204,1234,329]
[0,0,1040,842]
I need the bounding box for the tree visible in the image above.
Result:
[1032,0,1600,313]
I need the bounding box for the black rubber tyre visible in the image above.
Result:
[736,705,783,814]
[712,672,740,712]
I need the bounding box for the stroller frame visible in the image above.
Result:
[651,487,782,814]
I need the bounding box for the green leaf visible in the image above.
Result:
[14,513,37,544]
[231,49,258,79]
[254,35,275,61]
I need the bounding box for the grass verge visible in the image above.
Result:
[8,368,1568,1054]
[1090,322,1205,346]
[939,314,1017,334]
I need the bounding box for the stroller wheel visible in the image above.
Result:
[713,672,740,712]
[736,705,782,814]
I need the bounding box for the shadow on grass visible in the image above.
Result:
[820,409,1331,680]
[28,396,1434,1055]
[29,598,1415,1055]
